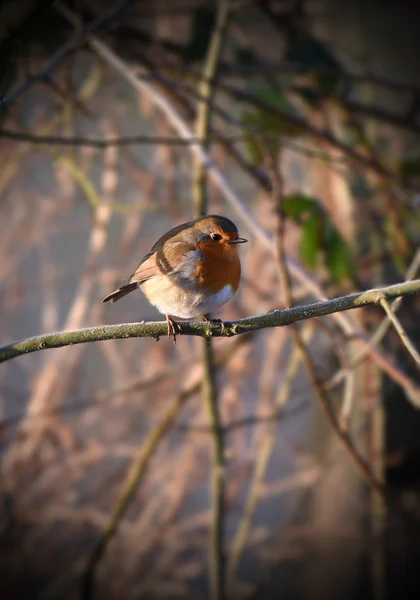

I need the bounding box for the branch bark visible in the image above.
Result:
[1,279,420,359]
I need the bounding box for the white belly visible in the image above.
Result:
[141,278,234,319]
[194,284,234,316]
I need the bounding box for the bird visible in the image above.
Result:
[102,215,247,341]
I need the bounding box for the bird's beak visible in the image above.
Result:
[228,237,247,244]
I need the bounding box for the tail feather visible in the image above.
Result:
[102,282,138,303]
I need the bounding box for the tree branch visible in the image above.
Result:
[191,1,231,599]
[265,140,388,500]
[190,2,231,599]
[0,128,255,147]
[379,295,420,368]
[1,279,420,359]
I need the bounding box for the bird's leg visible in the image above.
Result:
[166,314,180,344]
[203,314,226,334]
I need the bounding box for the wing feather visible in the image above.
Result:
[102,241,197,303]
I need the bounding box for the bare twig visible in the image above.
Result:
[106,22,420,94]
[191,2,231,599]
[0,127,351,178]
[0,128,272,147]
[378,296,420,368]
[60,22,386,364]
[202,339,225,600]
[81,387,190,600]
[81,335,248,600]
[6,5,420,405]
[54,3,377,352]
[327,249,420,390]
[81,386,195,598]
[265,144,387,499]
[192,0,230,216]
[0,0,130,112]
[339,370,357,431]
[1,279,420,359]
[120,46,419,193]
[1,70,110,476]
[227,323,315,588]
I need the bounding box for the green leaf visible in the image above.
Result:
[241,90,305,164]
[300,214,321,269]
[283,194,319,220]
[256,90,292,112]
[242,110,281,165]
[247,90,304,136]
[324,224,354,283]
[243,107,284,135]
[391,253,407,277]
[243,132,263,165]
[256,91,304,137]
[282,191,354,282]
[181,7,216,63]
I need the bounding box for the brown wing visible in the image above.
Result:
[102,252,159,303]
[130,252,161,283]
[102,242,191,304]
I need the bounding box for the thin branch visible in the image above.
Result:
[0,280,419,355]
[227,323,315,588]
[53,10,358,335]
[11,6,420,403]
[162,62,417,191]
[326,249,420,391]
[81,380,195,599]
[54,4,360,338]
[0,128,266,147]
[218,80,416,190]
[115,20,420,132]
[293,333,388,496]
[111,22,420,95]
[344,106,411,258]
[0,128,351,176]
[265,143,387,500]
[0,128,219,147]
[192,0,230,216]
[337,96,420,136]
[0,0,56,101]
[121,47,419,193]
[177,399,311,435]
[71,23,417,353]
[81,335,247,600]
[202,339,225,600]
[378,296,420,368]
[191,2,231,599]
[0,0,131,113]
[339,370,357,431]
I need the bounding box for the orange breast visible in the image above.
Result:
[195,243,241,294]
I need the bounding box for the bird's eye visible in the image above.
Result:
[211,233,223,241]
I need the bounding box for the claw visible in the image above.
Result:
[203,315,226,334]
[166,315,180,344]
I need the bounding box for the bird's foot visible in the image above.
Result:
[166,315,181,344]
[203,315,226,334]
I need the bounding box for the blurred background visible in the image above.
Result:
[1,0,420,599]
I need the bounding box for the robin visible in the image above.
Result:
[103,215,247,340]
